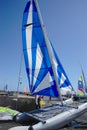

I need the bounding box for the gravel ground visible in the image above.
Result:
[0,121,21,130]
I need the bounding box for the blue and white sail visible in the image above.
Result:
[22,0,72,97]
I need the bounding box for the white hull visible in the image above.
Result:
[0,112,13,121]
[9,102,87,130]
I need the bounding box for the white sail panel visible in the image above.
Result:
[33,44,43,86]
[60,73,66,86]
[34,72,54,93]
[25,3,33,88]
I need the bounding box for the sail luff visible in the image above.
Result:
[34,0,63,104]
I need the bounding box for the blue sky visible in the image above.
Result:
[0,0,87,92]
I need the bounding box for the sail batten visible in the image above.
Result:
[22,0,72,97]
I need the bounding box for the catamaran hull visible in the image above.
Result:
[9,102,87,130]
[15,98,74,124]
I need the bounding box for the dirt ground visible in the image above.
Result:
[0,121,21,130]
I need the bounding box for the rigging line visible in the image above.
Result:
[16,53,23,109]
[17,53,23,93]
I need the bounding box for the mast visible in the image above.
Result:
[81,66,87,95]
[34,0,63,104]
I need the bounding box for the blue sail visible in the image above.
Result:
[22,0,72,97]
[52,44,73,90]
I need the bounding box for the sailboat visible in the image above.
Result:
[77,68,87,101]
[81,67,87,95]
[9,0,87,130]
[78,76,85,97]
[77,76,87,102]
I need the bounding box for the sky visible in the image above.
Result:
[0,0,87,93]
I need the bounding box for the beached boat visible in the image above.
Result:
[9,0,87,130]
[73,74,87,102]
[81,67,87,93]
[78,76,85,97]
[76,68,87,101]
[0,106,19,121]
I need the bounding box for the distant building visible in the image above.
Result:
[24,87,28,93]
